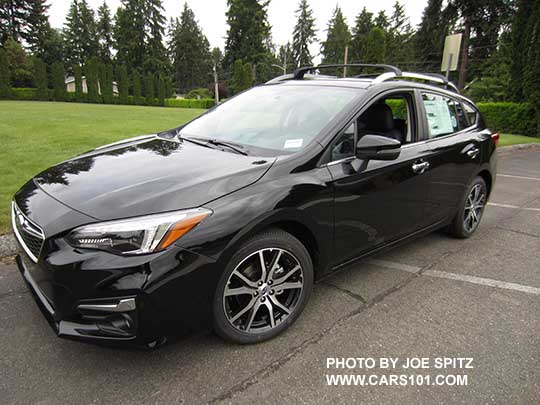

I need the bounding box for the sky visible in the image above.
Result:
[48,0,428,58]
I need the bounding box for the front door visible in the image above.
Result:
[326,90,432,266]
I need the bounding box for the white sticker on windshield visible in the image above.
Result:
[284,139,303,149]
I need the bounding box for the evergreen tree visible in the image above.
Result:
[32,56,48,100]
[25,0,52,57]
[509,0,534,101]
[374,10,390,31]
[365,27,386,64]
[144,0,169,73]
[230,59,244,94]
[387,1,414,68]
[445,0,512,89]
[467,31,511,102]
[4,38,33,87]
[255,61,271,84]
[157,74,165,105]
[96,1,113,63]
[321,6,351,75]
[351,7,374,62]
[51,61,66,101]
[276,42,295,74]
[100,63,113,103]
[415,0,446,72]
[169,3,211,93]
[145,71,155,104]
[523,0,540,132]
[242,62,254,90]
[0,48,12,98]
[40,28,64,65]
[132,69,142,100]
[224,0,272,69]
[73,63,83,101]
[63,0,98,65]
[117,64,128,103]
[114,0,146,72]
[85,56,100,103]
[291,0,317,68]
[0,0,29,43]
[164,75,173,97]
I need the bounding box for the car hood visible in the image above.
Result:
[33,136,275,220]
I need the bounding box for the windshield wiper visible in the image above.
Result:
[206,139,249,156]
[182,136,248,156]
[180,135,219,150]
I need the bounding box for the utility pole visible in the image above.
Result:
[283,51,287,75]
[343,45,349,78]
[457,19,470,90]
[213,63,219,106]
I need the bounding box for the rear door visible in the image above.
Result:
[418,91,483,224]
[326,90,433,266]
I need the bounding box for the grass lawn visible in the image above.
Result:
[499,133,540,147]
[0,101,205,234]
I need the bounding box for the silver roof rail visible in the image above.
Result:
[265,63,459,93]
[373,71,459,93]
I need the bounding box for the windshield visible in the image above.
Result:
[179,85,360,154]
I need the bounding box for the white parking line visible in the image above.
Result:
[487,202,540,212]
[368,259,540,296]
[498,174,540,181]
[424,270,540,296]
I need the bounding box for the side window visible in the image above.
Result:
[462,102,478,126]
[331,123,356,162]
[357,92,416,144]
[328,91,416,163]
[421,93,467,138]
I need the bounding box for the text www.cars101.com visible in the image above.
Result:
[326,374,469,386]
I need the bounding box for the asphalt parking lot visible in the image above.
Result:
[1,147,539,404]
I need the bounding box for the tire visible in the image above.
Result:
[448,176,487,238]
[213,228,314,344]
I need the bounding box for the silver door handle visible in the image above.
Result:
[467,147,480,158]
[412,161,430,174]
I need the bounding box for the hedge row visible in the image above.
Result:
[4,89,539,136]
[7,88,215,109]
[476,102,538,136]
[164,98,215,109]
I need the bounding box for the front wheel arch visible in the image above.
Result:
[216,210,329,279]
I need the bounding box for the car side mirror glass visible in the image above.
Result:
[356,134,401,161]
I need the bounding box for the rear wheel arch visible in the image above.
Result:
[477,169,493,198]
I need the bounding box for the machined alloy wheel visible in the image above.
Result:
[213,229,313,344]
[224,248,304,333]
[463,183,485,233]
[449,176,487,238]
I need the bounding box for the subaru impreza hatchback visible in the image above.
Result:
[12,64,497,347]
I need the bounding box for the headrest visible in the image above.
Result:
[361,104,394,132]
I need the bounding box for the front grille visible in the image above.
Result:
[11,202,45,262]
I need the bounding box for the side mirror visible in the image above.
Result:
[356,134,401,161]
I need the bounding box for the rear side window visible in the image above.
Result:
[462,102,479,126]
[421,93,468,138]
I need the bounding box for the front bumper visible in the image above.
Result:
[16,254,143,345]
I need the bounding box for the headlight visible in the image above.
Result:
[66,208,211,255]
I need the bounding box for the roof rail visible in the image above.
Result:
[267,64,459,93]
[293,64,402,80]
[373,71,459,93]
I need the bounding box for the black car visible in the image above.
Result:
[12,64,497,347]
